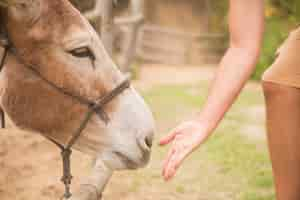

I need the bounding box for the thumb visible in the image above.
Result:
[159,126,180,145]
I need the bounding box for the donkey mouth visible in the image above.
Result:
[113,151,150,169]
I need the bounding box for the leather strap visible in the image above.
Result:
[39,77,130,199]
[0,40,130,199]
[0,43,8,128]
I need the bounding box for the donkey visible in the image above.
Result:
[0,0,154,199]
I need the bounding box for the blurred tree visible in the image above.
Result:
[269,0,300,20]
[205,0,300,80]
[254,0,300,80]
[209,0,228,32]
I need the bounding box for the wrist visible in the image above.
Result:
[195,113,219,134]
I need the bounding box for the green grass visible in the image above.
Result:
[107,82,274,200]
[142,83,275,200]
[206,130,274,199]
[144,84,207,122]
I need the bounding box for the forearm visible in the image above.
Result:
[197,0,264,134]
[198,47,260,132]
[160,0,265,181]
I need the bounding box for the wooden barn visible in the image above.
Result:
[137,0,226,65]
[70,0,227,66]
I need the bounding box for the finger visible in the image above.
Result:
[164,149,179,181]
[173,149,190,170]
[159,132,176,146]
[162,147,175,177]
[159,126,181,145]
[164,147,191,181]
[165,165,176,181]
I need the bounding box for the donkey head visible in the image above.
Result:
[0,0,154,170]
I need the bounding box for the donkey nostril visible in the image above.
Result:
[145,136,153,148]
[137,134,153,153]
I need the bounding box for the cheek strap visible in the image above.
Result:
[0,40,9,128]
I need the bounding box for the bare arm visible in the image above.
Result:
[160,0,265,180]
[199,0,264,131]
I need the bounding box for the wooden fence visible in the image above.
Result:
[136,24,227,65]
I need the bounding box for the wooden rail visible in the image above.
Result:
[136,24,227,65]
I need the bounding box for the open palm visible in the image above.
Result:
[160,121,210,181]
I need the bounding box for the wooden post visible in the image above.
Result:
[204,0,211,32]
[101,0,114,56]
[80,0,144,72]
[118,0,144,73]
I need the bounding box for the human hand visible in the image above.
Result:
[160,121,210,181]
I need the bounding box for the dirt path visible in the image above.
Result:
[134,64,262,92]
[0,64,263,200]
[0,123,93,200]
[134,64,216,91]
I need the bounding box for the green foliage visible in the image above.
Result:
[251,0,300,80]
[249,0,300,80]
[210,1,229,32]
[209,1,299,80]
[252,16,291,80]
[252,1,300,80]
[269,0,300,20]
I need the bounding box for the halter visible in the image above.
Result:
[0,38,130,199]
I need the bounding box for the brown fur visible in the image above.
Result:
[0,0,119,146]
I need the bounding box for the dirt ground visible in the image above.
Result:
[0,64,263,200]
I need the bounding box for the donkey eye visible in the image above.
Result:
[69,47,95,61]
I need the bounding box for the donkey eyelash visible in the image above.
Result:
[69,47,95,61]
